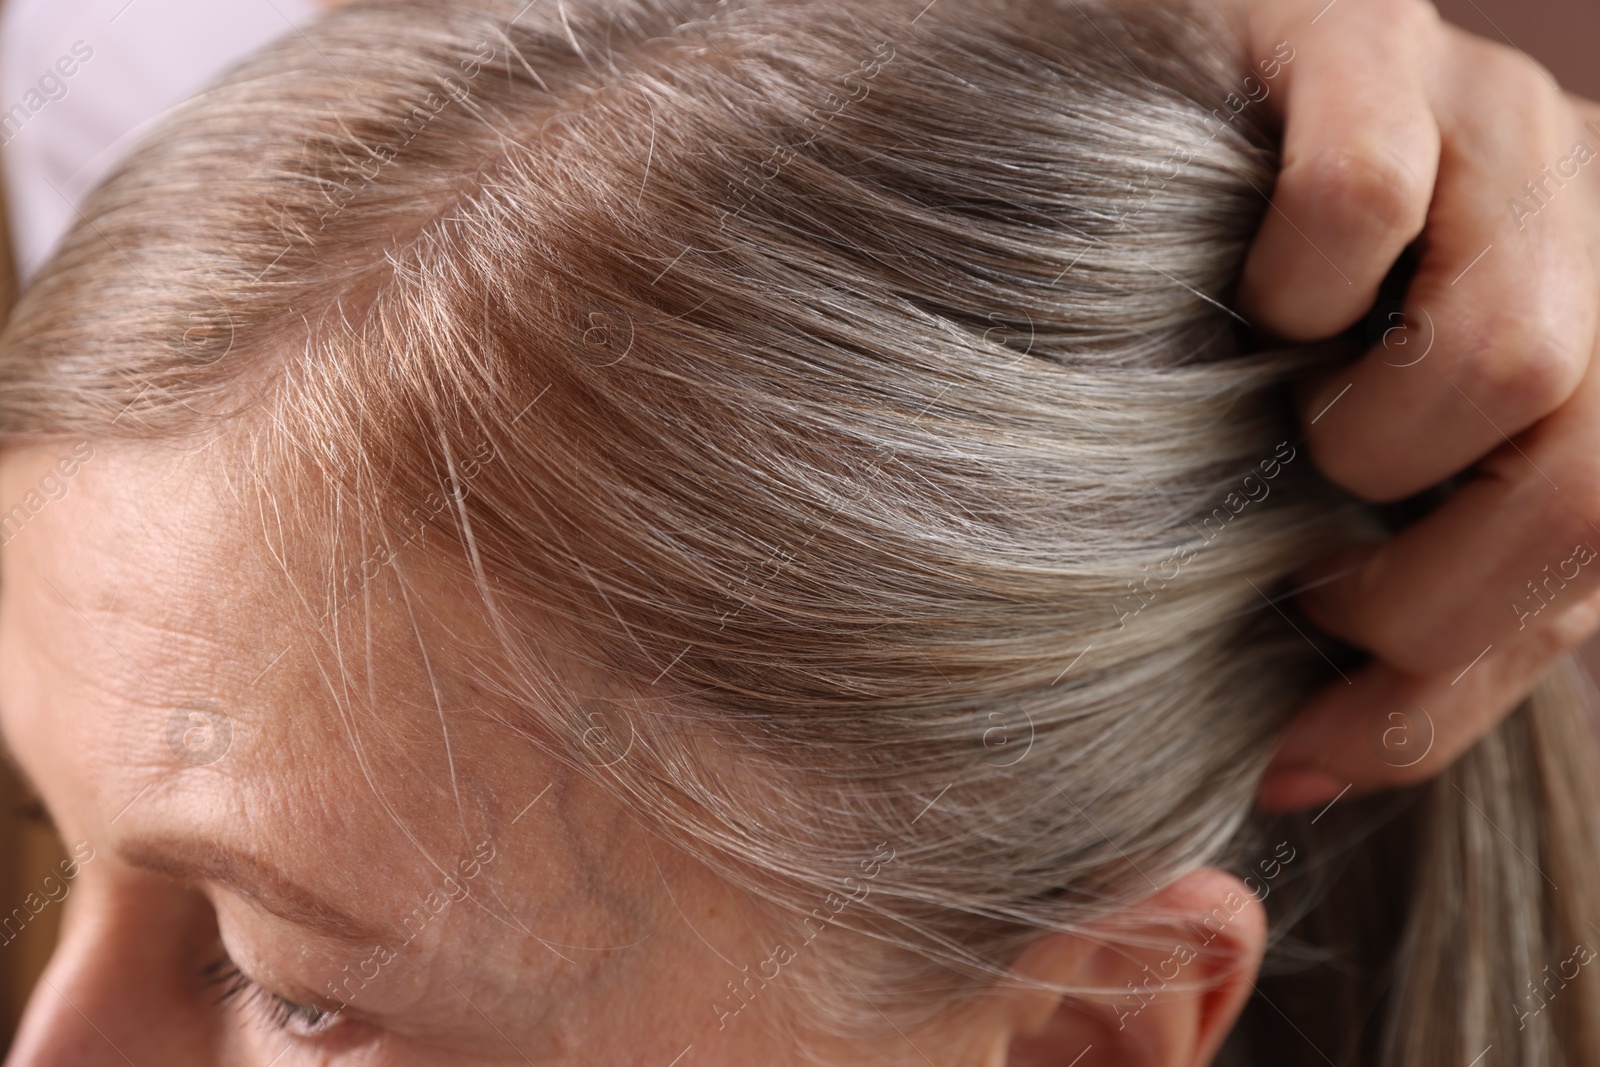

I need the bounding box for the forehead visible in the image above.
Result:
[0,438,555,898]
[0,439,788,1058]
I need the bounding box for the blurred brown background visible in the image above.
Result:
[0,0,1597,1053]
[1436,0,1600,100]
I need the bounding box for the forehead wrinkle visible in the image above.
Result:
[30,595,268,759]
[5,444,476,891]
[9,452,285,732]
[20,440,623,950]
[1,445,752,1053]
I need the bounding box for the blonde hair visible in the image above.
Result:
[4,0,1600,1061]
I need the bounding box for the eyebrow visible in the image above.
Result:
[1,716,400,949]
[119,836,397,947]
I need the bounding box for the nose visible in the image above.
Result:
[4,876,222,1067]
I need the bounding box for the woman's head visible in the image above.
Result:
[1,0,1596,1064]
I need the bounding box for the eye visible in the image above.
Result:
[201,956,344,1038]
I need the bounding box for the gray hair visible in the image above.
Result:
[4,0,1600,1062]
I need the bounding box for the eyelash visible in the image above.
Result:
[201,956,344,1038]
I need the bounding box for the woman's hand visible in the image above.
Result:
[1230,0,1600,810]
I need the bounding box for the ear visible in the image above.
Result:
[969,868,1266,1067]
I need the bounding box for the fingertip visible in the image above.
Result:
[1237,8,1441,340]
[1237,213,1373,340]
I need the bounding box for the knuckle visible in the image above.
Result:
[1386,0,1442,39]
[1495,47,1559,100]
[1455,308,1588,425]
[1458,33,1560,107]
[1301,143,1431,242]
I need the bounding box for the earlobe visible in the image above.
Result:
[991,868,1266,1067]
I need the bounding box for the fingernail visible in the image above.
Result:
[1255,768,1349,813]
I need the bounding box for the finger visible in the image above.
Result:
[1256,584,1600,812]
[1236,0,1441,340]
[1298,28,1599,502]
[1295,335,1600,675]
